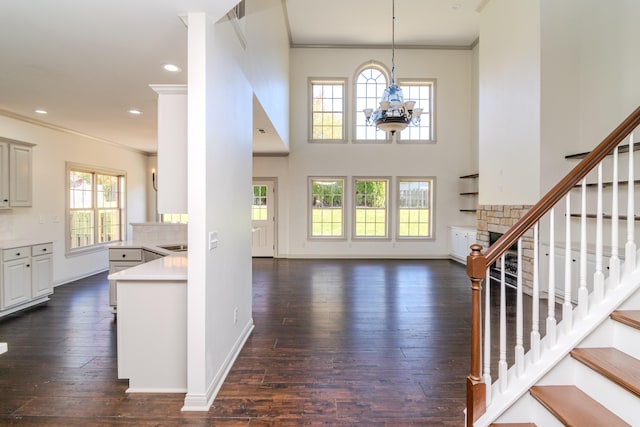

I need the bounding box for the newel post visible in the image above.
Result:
[466,243,486,426]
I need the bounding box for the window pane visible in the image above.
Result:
[311,81,345,141]
[310,179,344,237]
[398,81,433,141]
[252,185,268,221]
[69,210,94,249]
[355,67,388,141]
[354,179,387,237]
[398,179,432,238]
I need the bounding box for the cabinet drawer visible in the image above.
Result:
[31,243,53,257]
[2,246,30,262]
[109,248,142,261]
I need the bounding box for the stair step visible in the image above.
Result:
[529,385,630,426]
[490,424,537,427]
[611,310,640,330]
[571,347,640,398]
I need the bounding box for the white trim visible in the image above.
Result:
[181,319,255,411]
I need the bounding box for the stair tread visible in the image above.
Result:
[611,310,640,330]
[571,347,640,398]
[530,385,630,426]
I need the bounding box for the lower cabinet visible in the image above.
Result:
[449,226,477,263]
[0,242,53,316]
[108,248,143,310]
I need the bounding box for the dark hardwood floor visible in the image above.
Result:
[0,258,474,426]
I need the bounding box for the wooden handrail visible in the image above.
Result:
[465,105,640,427]
[484,105,640,267]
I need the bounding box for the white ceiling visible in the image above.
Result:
[0,0,481,154]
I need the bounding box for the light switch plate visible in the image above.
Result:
[209,231,219,250]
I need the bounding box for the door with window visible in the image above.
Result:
[252,179,276,257]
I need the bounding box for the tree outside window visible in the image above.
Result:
[354,179,388,237]
[310,178,344,237]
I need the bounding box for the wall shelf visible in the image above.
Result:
[569,213,640,221]
[459,173,479,214]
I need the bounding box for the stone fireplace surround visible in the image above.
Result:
[476,205,535,295]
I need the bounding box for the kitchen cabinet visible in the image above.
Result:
[0,242,53,317]
[150,84,187,215]
[0,139,34,209]
[449,226,477,263]
[108,248,143,310]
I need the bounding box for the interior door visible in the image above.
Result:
[252,180,275,257]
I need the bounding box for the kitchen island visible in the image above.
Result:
[108,253,188,393]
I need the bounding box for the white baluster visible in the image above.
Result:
[564,195,573,333]
[515,238,524,377]
[610,146,620,287]
[546,208,557,348]
[531,223,540,363]
[594,163,605,302]
[483,268,492,405]
[578,179,589,319]
[626,132,636,274]
[499,255,508,393]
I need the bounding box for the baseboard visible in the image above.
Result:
[275,254,451,260]
[54,268,109,287]
[181,318,255,411]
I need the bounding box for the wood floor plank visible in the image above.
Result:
[0,258,512,424]
[530,385,630,427]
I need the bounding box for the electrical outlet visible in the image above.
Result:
[233,307,238,324]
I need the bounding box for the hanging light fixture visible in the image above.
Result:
[363,0,422,135]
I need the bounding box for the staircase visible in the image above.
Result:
[465,106,640,427]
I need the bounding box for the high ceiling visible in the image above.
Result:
[0,0,481,154]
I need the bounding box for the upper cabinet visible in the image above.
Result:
[0,138,34,209]
[150,84,187,215]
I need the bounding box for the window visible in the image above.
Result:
[354,178,388,238]
[355,65,389,141]
[398,178,433,238]
[161,214,188,223]
[67,164,125,253]
[252,184,268,221]
[310,80,345,141]
[310,178,344,238]
[398,80,435,141]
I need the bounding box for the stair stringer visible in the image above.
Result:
[474,266,640,427]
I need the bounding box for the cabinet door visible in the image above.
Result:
[109,261,141,307]
[0,142,8,208]
[9,144,32,207]
[31,254,53,298]
[2,259,31,309]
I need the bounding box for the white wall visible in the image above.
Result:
[244,0,290,148]
[478,0,541,205]
[0,115,149,284]
[254,47,475,258]
[540,0,640,193]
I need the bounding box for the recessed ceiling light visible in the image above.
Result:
[128,109,142,115]
[257,128,266,134]
[34,109,48,114]
[163,64,182,72]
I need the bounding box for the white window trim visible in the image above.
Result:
[396,78,437,144]
[65,162,127,257]
[308,78,348,143]
[353,62,392,144]
[308,176,347,240]
[352,176,391,240]
[396,176,436,240]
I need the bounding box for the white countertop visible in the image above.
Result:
[108,253,187,281]
[0,239,53,249]
[0,342,7,355]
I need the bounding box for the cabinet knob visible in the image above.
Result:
[122,254,126,258]
[42,248,47,252]
[16,252,20,256]
[26,264,30,267]
[3,199,7,202]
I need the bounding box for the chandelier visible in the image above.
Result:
[363,0,422,135]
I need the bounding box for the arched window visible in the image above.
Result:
[355,64,389,141]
